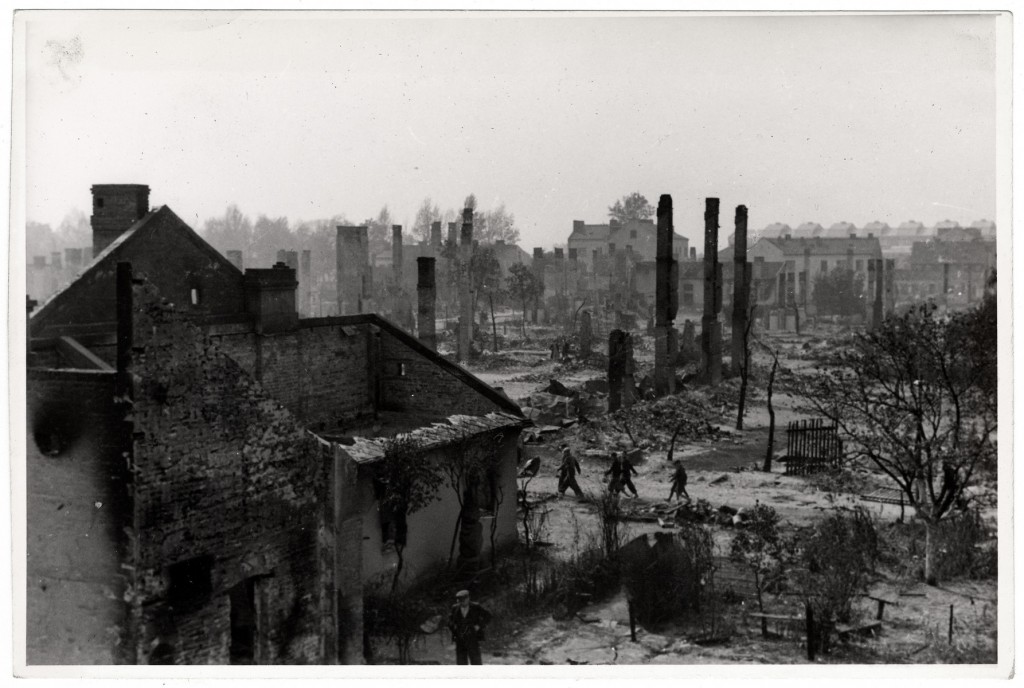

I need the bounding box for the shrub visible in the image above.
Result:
[622,523,716,629]
[932,509,996,581]
[363,577,435,664]
[795,508,878,654]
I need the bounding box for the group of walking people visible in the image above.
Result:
[457,442,691,665]
[552,443,689,502]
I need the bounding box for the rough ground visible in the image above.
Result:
[378,327,998,666]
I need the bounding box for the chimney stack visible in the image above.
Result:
[417,257,437,350]
[245,262,299,334]
[336,226,370,315]
[654,194,678,397]
[91,184,150,255]
[457,208,473,362]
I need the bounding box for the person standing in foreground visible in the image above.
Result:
[556,444,584,498]
[448,590,492,665]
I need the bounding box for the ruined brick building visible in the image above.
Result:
[26,185,525,665]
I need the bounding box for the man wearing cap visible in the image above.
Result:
[448,589,492,665]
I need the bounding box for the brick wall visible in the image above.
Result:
[378,330,505,417]
[213,321,375,431]
[127,280,332,664]
[357,433,519,587]
[26,369,131,664]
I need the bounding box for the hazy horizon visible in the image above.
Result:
[22,11,1001,250]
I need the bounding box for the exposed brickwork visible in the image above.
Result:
[212,321,375,431]
[378,329,505,417]
[126,280,331,664]
[26,369,132,664]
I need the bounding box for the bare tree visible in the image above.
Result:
[735,303,758,430]
[757,337,782,473]
[801,301,996,584]
[374,435,444,592]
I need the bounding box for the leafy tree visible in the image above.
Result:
[812,267,865,317]
[608,192,654,223]
[251,214,292,268]
[453,193,520,244]
[729,503,792,637]
[507,263,541,337]
[410,197,442,243]
[478,204,520,244]
[201,205,254,261]
[801,301,996,584]
[374,435,444,592]
[364,205,393,260]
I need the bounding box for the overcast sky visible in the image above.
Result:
[21,11,1002,249]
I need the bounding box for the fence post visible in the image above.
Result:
[948,604,954,644]
[806,603,816,661]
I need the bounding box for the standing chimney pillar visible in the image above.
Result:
[336,226,370,315]
[731,205,751,374]
[701,198,722,385]
[417,257,437,350]
[457,208,473,362]
[654,194,677,396]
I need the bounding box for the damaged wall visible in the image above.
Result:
[212,320,376,432]
[355,433,520,586]
[26,369,132,665]
[377,329,512,418]
[126,279,333,665]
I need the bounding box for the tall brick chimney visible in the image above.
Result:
[392,225,404,286]
[245,262,298,334]
[336,226,370,315]
[417,257,437,351]
[91,184,150,255]
[430,221,442,253]
[457,208,473,362]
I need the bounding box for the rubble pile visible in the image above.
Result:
[593,393,724,450]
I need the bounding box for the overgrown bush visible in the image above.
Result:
[363,577,435,664]
[622,523,716,629]
[795,508,878,654]
[934,509,997,581]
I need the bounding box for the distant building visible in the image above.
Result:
[567,218,688,271]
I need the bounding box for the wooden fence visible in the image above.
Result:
[781,418,842,475]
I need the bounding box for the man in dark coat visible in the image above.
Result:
[605,451,639,497]
[668,459,690,502]
[448,590,492,665]
[556,444,584,498]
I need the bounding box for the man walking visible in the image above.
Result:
[448,590,492,665]
[605,451,639,498]
[556,444,584,498]
[668,459,690,502]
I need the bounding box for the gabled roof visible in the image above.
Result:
[793,222,825,238]
[763,236,882,257]
[334,312,524,417]
[862,220,892,236]
[30,205,243,329]
[825,221,858,238]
